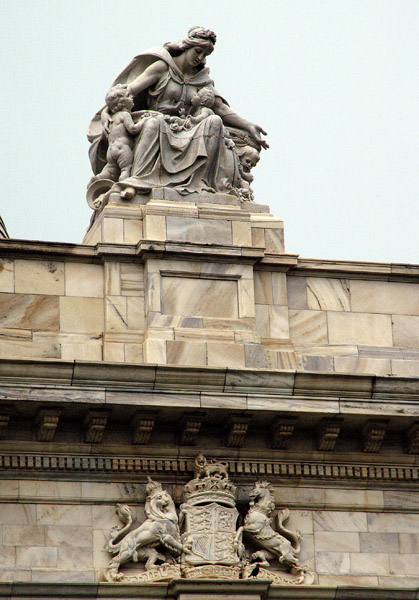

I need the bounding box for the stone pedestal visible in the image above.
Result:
[83,192,286,369]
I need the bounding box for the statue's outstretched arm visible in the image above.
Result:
[213,97,269,149]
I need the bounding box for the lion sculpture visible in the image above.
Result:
[104,477,183,582]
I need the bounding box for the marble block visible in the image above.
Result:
[161,276,239,319]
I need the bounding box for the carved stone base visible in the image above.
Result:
[182,565,241,580]
[241,564,314,585]
[117,564,182,583]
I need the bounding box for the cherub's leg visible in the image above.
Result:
[117,146,134,181]
[89,159,119,185]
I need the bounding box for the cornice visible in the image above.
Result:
[0,359,417,398]
[0,581,416,599]
[0,238,418,282]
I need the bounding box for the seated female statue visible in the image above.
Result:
[87,26,268,199]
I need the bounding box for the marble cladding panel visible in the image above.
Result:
[65,263,103,297]
[0,259,14,292]
[60,341,103,361]
[120,264,144,297]
[127,297,145,330]
[254,271,273,304]
[307,277,350,311]
[288,309,328,344]
[0,340,60,359]
[166,340,207,366]
[350,279,419,315]
[144,214,166,241]
[286,276,308,309]
[59,297,104,333]
[166,216,232,245]
[102,217,124,243]
[123,218,143,244]
[104,262,121,296]
[251,226,265,247]
[264,227,285,253]
[272,272,287,306]
[161,276,239,319]
[392,315,419,348]
[334,357,392,375]
[232,220,252,246]
[391,359,419,376]
[103,341,125,362]
[207,341,245,367]
[327,312,393,346]
[14,260,64,295]
[105,296,128,330]
[0,293,59,331]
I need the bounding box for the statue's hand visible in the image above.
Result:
[101,109,111,136]
[248,123,269,150]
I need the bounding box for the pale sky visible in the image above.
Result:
[1,0,418,264]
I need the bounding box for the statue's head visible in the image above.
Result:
[105,84,134,114]
[191,87,215,109]
[164,26,217,66]
[236,146,260,173]
[145,477,178,522]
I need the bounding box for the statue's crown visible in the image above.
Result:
[146,477,163,498]
[183,474,236,507]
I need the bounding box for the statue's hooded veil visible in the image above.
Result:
[87,47,227,175]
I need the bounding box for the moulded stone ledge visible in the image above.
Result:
[0,359,418,399]
[0,582,417,599]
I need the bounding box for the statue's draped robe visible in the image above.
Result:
[88,47,240,194]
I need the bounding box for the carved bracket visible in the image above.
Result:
[362,420,388,453]
[35,408,62,442]
[269,416,297,449]
[225,415,252,448]
[0,409,11,440]
[132,411,158,445]
[177,412,205,446]
[405,422,419,455]
[316,418,344,451]
[84,410,109,443]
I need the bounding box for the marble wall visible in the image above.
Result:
[284,275,419,376]
[0,254,418,375]
[0,480,417,586]
[0,195,417,374]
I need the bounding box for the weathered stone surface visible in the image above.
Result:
[350,279,419,315]
[162,277,238,319]
[65,263,103,297]
[328,312,393,346]
[59,297,104,332]
[289,309,328,343]
[392,315,419,348]
[307,277,350,311]
[0,259,14,293]
[14,260,64,295]
[0,293,59,330]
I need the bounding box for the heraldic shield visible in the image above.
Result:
[183,502,240,565]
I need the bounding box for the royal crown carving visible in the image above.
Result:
[103,454,314,585]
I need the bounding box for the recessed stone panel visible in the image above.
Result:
[166,217,232,245]
[162,276,238,318]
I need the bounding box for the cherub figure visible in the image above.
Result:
[235,145,260,201]
[189,87,216,124]
[165,87,234,148]
[90,84,144,184]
